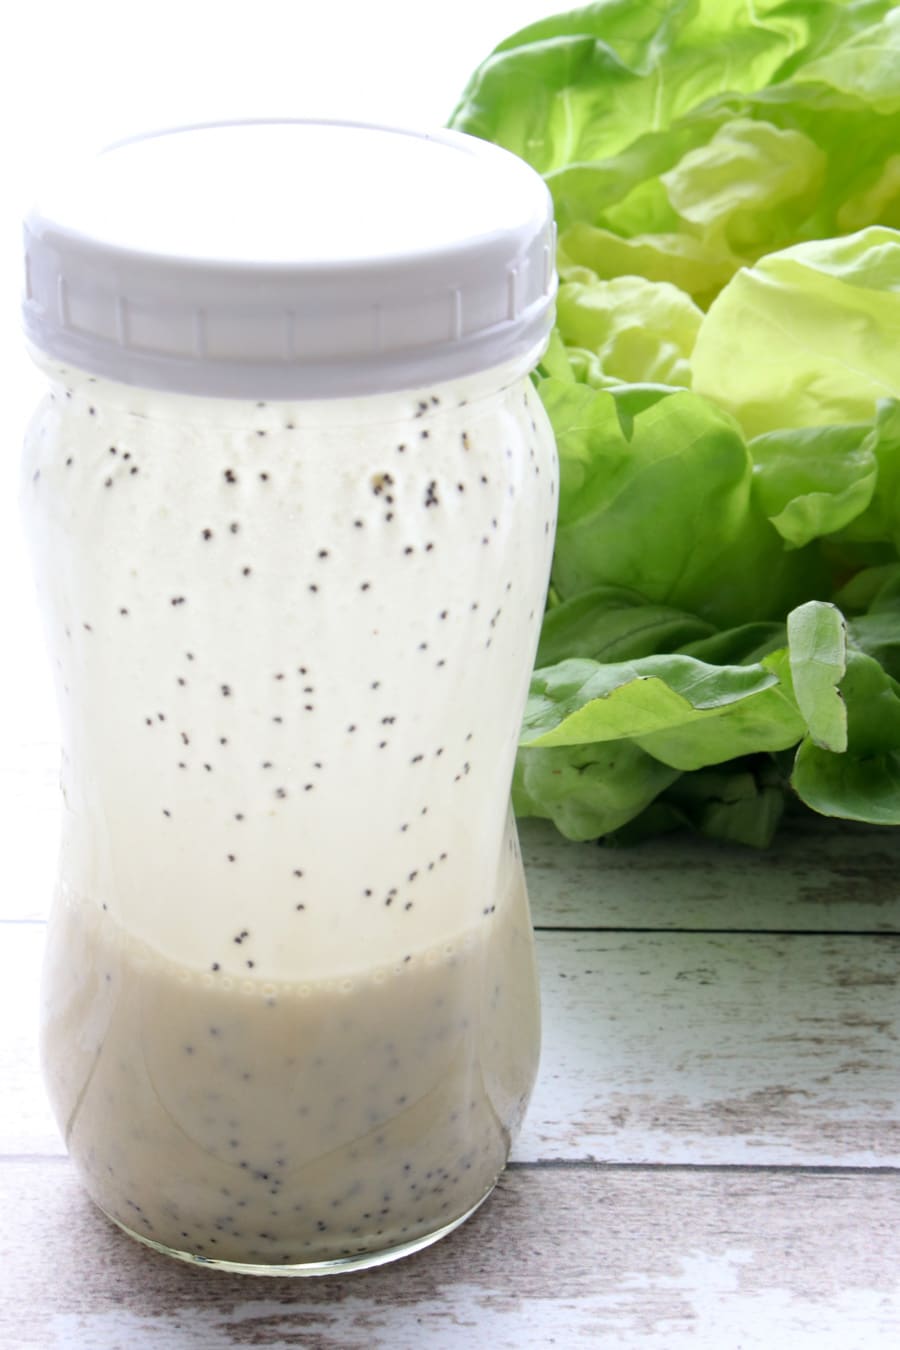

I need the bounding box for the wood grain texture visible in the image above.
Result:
[1,1161,898,1349]
[522,817,900,932]
[526,930,900,1166]
[5,922,899,1166]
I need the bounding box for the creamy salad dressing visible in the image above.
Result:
[41,823,538,1266]
[24,354,556,1267]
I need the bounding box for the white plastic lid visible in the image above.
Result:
[22,119,557,399]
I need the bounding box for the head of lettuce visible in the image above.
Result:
[450,0,900,846]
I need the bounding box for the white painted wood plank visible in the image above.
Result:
[1,1161,898,1349]
[522,930,900,1167]
[522,816,900,932]
[5,923,899,1166]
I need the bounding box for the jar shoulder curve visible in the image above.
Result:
[23,342,553,434]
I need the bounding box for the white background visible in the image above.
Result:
[0,0,568,772]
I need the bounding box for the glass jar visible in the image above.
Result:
[20,120,557,1275]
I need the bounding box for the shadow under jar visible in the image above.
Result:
[20,119,558,1274]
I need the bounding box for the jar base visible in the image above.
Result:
[98,1182,498,1277]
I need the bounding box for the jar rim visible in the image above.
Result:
[22,118,557,399]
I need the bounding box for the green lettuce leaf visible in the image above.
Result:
[632,650,805,769]
[678,621,788,665]
[513,740,680,841]
[451,2,900,845]
[661,758,787,847]
[535,585,715,666]
[556,275,702,386]
[786,601,848,751]
[847,606,900,682]
[750,423,877,547]
[542,377,827,627]
[521,651,789,749]
[558,218,736,308]
[451,1,900,263]
[607,753,790,847]
[660,117,826,258]
[833,561,900,612]
[831,400,900,546]
[792,645,900,821]
[691,228,900,437]
[793,7,900,114]
[551,77,900,291]
[794,747,900,822]
[449,0,894,182]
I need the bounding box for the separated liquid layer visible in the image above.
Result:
[41,861,539,1267]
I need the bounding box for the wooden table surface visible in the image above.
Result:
[2,748,899,1348]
